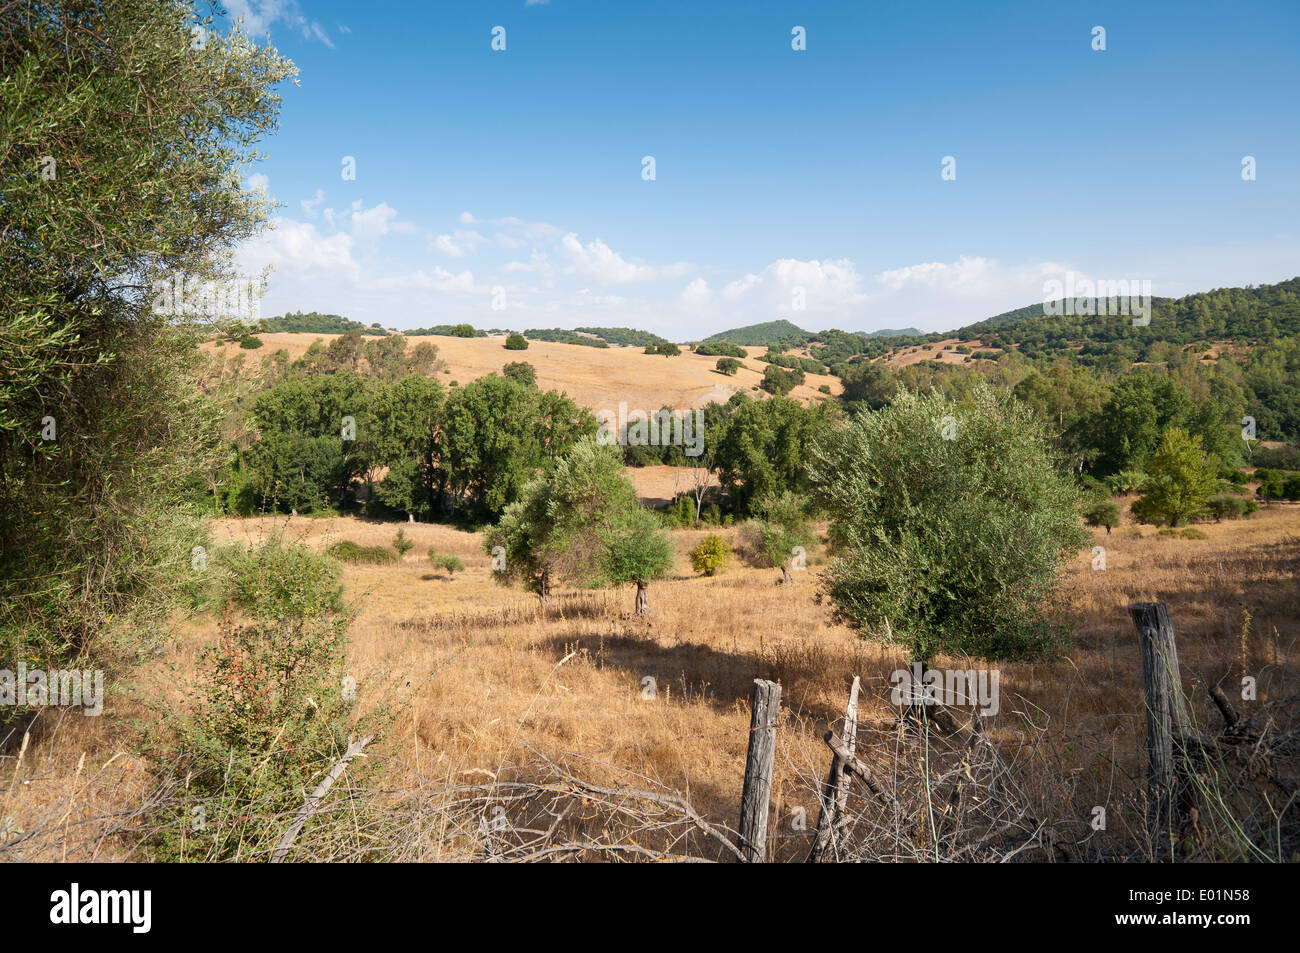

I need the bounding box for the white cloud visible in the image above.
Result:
[240,219,359,280]
[349,201,399,242]
[224,0,335,47]
[433,230,487,257]
[245,172,269,194]
[300,188,325,218]
[559,233,694,284]
[680,277,712,313]
[721,258,865,313]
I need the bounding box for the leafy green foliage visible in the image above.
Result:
[1131,428,1220,526]
[327,540,398,564]
[408,323,483,337]
[713,396,837,515]
[522,328,610,348]
[759,364,805,395]
[1082,496,1121,532]
[704,319,809,348]
[743,492,814,576]
[486,437,673,610]
[145,535,359,860]
[715,357,743,375]
[689,534,731,576]
[391,529,414,557]
[695,342,748,358]
[257,311,370,334]
[808,383,1087,663]
[1206,495,1257,521]
[428,550,465,578]
[504,333,529,350]
[442,374,595,519]
[502,361,537,387]
[0,0,294,675]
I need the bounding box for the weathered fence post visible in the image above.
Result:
[1127,602,1192,852]
[808,676,860,862]
[738,679,782,862]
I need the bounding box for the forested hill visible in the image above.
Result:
[959,277,1300,353]
[703,319,809,347]
[258,311,382,334]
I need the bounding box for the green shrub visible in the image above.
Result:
[502,361,537,387]
[218,533,346,619]
[660,494,697,527]
[504,333,529,350]
[392,528,414,557]
[759,364,805,396]
[696,341,747,358]
[328,540,398,564]
[1206,495,1254,522]
[1107,469,1148,494]
[1082,497,1121,532]
[689,534,732,576]
[742,491,814,582]
[146,536,360,861]
[1131,428,1218,526]
[428,550,465,578]
[716,357,743,376]
[238,334,263,349]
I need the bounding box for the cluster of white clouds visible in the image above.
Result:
[237,177,1151,335]
[223,0,345,47]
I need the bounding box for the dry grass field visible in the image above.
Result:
[8,498,1296,861]
[201,332,842,410]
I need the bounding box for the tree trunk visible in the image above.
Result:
[781,559,794,586]
[634,580,649,616]
[536,570,552,607]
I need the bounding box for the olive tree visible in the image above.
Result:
[486,437,673,614]
[807,383,1086,664]
[0,1,294,670]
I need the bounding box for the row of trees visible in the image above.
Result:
[235,370,593,520]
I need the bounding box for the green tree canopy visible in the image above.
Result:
[1131,428,1219,526]
[486,438,672,614]
[807,383,1086,663]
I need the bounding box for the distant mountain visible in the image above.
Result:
[704,319,809,347]
[858,327,921,338]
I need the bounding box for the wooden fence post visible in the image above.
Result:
[808,676,859,862]
[738,679,782,862]
[1127,602,1192,851]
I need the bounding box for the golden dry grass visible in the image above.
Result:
[7,502,1297,860]
[200,332,842,409]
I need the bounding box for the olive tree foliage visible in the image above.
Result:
[807,383,1087,664]
[0,1,294,669]
[744,491,815,585]
[485,438,673,614]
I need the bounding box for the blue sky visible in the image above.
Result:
[226,0,1300,336]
